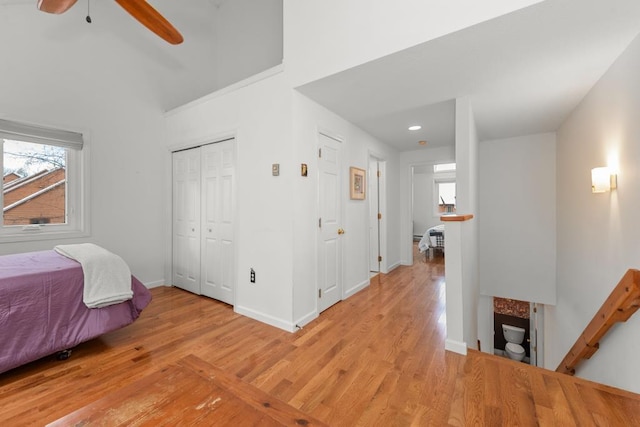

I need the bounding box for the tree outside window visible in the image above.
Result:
[2,140,68,226]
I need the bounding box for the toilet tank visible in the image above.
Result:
[502,324,525,344]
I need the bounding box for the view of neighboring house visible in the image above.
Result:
[2,169,65,225]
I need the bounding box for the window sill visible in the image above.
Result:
[0,228,89,244]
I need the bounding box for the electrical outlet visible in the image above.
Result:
[250,268,256,283]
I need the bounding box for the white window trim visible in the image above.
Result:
[0,121,90,243]
[0,119,84,150]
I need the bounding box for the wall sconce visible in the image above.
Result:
[591,167,617,193]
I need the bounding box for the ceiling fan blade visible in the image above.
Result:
[114,0,183,45]
[37,0,78,14]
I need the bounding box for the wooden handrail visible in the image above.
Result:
[556,269,640,375]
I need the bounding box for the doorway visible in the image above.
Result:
[492,297,544,367]
[317,132,343,313]
[368,155,386,274]
[369,158,380,274]
[411,162,455,263]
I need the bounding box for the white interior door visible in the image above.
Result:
[318,133,343,313]
[369,159,380,273]
[200,140,235,304]
[172,148,201,294]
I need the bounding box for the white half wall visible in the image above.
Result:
[283,0,545,87]
[550,34,640,393]
[478,133,557,305]
[455,97,479,350]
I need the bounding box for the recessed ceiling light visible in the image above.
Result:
[418,140,427,146]
[408,125,422,131]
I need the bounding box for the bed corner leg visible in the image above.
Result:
[56,349,72,361]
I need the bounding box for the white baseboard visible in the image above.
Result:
[386,261,401,273]
[293,310,317,330]
[143,280,165,289]
[344,278,369,299]
[445,339,468,355]
[235,305,295,332]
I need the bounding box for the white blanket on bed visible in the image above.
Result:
[418,224,445,253]
[54,243,133,308]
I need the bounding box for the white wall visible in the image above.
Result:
[400,146,455,264]
[165,69,296,330]
[291,92,400,325]
[549,34,640,393]
[165,70,400,331]
[0,4,169,287]
[412,170,433,236]
[283,0,544,87]
[216,0,283,89]
[478,133,557,305]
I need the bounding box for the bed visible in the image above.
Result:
[418,224,445,257]
[0,250,152,374]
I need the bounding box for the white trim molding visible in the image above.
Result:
[445,339,468,356]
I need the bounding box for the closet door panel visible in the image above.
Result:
[172,148,201,294]
[200,140,235,304]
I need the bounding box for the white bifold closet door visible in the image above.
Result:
[172,139,235,305]
[172,147,201,295]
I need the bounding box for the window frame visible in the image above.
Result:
[433,168,456,217]
[0,120,89,242]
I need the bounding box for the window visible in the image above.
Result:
[436,180,456,213]
[433,162,456,173]
[0,119,87,241]
[433,163,456,215]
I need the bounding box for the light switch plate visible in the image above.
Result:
[272,163,279,176]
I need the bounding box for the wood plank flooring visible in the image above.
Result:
[48,355,327,426]
[1,248,639,425]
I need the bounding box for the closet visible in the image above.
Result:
[172,139,236,305]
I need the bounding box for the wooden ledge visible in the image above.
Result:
[440,214,474,222]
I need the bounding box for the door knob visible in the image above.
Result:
[337,228,345,235]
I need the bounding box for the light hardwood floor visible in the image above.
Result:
[1,249,639,426]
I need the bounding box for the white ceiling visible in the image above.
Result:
[0,0,281,111]
[3,0,640,150]
[0,0,222,109]
[296,0,640,151]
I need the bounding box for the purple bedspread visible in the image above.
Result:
[0,250,152,374]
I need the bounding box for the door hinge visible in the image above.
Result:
[533,306,537,313]
[377,213,382,220]
[378,255,382,262]
[318,289,322,298]
[377,170,381,178]
[318,148,322,158]
[319,218,322,228]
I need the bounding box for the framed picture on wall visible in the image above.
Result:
[350,167,366,200]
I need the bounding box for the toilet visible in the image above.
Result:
[502,324,526,361]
